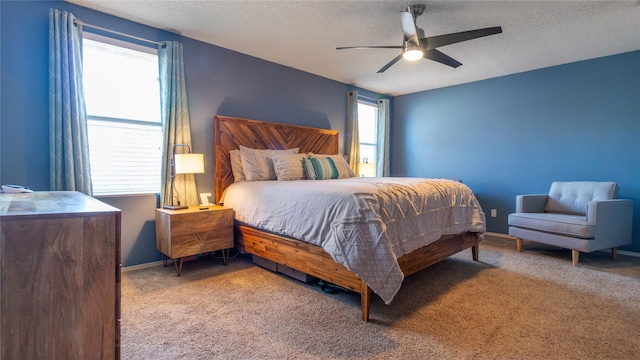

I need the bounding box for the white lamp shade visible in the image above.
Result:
[174,153,204,174]
[360,162,376,177]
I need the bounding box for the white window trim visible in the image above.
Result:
[83,32,157,55]
[357,100,379,177]
[83,33,162,196]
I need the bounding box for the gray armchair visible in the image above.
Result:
[508,181,633,266]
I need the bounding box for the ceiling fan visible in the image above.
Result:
[337,4,502,73]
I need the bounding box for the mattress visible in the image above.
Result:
[222,177,486,303]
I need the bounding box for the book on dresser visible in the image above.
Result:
[0,191,121,360]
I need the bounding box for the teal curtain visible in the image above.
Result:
[48,9,92,195]
[159,41,198,208]
[345,90,360,176]
[376,99,390,176]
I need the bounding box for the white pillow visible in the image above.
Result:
[273,153,309,181]
[240,146,299,181]
[308,153,355,178]
[229,149,245,182]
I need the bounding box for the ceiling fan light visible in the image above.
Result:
[403,48,423,61]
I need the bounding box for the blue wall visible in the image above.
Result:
[0,0,387,266]
[393,51,640,252]
[2,1,638,264]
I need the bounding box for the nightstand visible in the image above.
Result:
[155,205,234,275]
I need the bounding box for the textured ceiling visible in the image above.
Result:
[67,1,640,96]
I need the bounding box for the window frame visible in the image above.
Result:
[357,99,379,177]
[82,32,163,196]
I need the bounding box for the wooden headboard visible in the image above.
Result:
[213,115,339,203]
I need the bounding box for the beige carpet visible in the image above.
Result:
[121,236,640,359]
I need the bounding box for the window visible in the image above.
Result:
[357,101,378,177]
[83,34,162,195]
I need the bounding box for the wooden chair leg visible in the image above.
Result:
[516,238,523,252]
[572,250,580,266]
[611,247,618,260]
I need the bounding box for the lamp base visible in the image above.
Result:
[163,204,188,210]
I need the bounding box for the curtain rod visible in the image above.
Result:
[73,19,163,47]
[357,94,381,103]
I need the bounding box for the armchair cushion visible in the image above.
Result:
[508,213,593,239]
[544,181,617,215]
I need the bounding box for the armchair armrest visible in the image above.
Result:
[587,199,633,247]
[587,199,633,233]
[516,194,548,213]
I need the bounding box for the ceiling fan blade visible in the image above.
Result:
[400,10,419,46]
[424,49,462,68]
[422,26,502,50]
[377,54,403,73]
[336,45,403,50]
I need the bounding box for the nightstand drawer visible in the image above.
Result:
[156,206,234,260]
[170,227,233,258]
[170,210,232,236]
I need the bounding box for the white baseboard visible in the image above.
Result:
[484,231,515,240]
[485,232,640,258]
[122,232,639,271]
[122,260,164,272]
[608,249,639,258]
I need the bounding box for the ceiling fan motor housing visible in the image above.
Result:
[409,4,425,17]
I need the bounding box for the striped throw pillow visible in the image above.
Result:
[303,157,339,180]
[307,153,355,178]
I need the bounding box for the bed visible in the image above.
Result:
[213,115,485,321]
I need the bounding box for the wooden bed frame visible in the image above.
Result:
[213,115,481,321]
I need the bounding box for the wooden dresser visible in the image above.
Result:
[0,191,121,360]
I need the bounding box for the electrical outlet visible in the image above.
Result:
[491,209,497,218]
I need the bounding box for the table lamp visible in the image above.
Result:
[164,144,204,210]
